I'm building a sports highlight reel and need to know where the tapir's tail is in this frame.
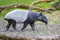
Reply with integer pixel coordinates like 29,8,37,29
4,18,7,20
4,18,9,21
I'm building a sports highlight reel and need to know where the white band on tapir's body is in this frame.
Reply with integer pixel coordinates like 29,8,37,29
5,9,29,23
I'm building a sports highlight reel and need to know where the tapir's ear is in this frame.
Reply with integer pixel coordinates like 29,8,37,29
40,12,42,16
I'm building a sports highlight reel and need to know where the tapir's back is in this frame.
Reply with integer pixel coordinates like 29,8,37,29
27,11,40,21
5,9,29,23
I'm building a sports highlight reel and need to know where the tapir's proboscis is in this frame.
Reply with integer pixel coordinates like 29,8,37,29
5,9,48,31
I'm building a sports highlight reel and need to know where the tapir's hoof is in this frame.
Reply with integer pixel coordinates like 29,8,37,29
6,29,9,31
32,29,35,31
21,29,24,31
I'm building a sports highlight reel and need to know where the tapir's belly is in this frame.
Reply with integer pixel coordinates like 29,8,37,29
5,9,29,23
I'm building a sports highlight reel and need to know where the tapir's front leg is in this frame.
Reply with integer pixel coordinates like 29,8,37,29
21,22,28,31
30,22,35,31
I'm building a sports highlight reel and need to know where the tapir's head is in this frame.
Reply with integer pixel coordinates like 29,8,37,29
37,12,48,25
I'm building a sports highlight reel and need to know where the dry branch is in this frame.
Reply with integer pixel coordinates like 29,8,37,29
0,33,60,40
30,0,53,6
0,4,54,13
0,33,31,40
28,0,53,11
35,36,60,40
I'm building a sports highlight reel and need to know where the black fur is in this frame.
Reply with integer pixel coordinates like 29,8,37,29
5,12,48,31
5,19,16,31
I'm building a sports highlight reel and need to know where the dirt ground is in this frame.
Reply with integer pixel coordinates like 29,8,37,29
0,17,60,39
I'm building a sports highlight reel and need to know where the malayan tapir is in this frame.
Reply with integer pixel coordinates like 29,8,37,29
5,9,48,31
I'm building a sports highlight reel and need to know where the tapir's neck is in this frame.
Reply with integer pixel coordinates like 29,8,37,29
25,12,39,22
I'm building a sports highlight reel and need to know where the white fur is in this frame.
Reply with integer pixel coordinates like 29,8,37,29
5,9,29,23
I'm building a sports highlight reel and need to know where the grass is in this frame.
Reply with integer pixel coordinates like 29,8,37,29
0,0,59,7
0,0,35,6
0,0,59,16
0,0,60,24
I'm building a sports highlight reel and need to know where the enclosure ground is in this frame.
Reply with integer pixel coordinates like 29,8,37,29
0,17,60,39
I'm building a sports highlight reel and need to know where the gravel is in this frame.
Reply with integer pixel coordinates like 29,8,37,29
0,17,60,39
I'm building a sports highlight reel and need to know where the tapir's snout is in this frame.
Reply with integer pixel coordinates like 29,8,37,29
38,16,48,25
44,19,48,25
42,17,48,25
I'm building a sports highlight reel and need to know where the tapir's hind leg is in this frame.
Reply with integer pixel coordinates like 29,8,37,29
6,20,12,31
5,19,16,31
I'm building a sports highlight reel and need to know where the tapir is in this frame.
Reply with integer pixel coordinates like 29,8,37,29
5,9,48,31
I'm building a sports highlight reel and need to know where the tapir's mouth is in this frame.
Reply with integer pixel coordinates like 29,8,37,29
44,20,48,25
41,20,48,25
45,21,48,25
